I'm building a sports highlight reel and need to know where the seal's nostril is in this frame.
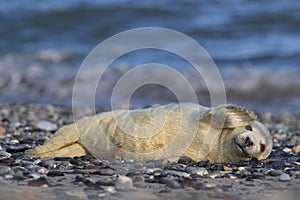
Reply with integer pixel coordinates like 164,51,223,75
244,136,254,147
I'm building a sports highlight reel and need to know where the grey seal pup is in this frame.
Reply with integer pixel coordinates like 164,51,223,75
25,103,272,163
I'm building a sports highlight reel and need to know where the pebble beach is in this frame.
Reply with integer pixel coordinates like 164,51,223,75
1,1,300,199
0,104,299,200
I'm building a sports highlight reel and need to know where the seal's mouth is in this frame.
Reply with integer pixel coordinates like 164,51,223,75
234,137,250,157
236,143,250,156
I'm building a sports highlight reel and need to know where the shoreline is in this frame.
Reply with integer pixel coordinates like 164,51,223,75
0,104,299,200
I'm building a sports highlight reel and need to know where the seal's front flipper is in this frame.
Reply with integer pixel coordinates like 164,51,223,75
207,104,257,128
25,123,86,158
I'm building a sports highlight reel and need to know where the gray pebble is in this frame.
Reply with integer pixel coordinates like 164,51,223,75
13,170,25,180
185,166,208,176
36,120,58,131
161,170,190,178
268,170,282,177
279,173,291,182
8,139,19,145
0,166,11,176
252,172,265,180
132,175,145,183
154,158,170,168
292,171,300,179
115,175,133,191
0,151,11,158
166,179,181,189
93,168,115,176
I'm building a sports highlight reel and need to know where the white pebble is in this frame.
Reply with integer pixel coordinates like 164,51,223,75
115,175,133,191
279,173,291,182
36,121,57,131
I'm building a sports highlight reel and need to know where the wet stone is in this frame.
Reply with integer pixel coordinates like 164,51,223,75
279,173,291,182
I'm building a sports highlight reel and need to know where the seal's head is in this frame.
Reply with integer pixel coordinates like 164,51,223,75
234,121,272,160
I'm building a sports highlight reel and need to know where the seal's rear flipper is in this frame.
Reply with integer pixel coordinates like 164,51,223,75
25,123,88,158
208,104,257,128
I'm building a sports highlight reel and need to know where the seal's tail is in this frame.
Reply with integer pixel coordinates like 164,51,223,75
25,123,89,158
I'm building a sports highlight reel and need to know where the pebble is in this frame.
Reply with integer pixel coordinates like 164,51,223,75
0,166,11,176
283,147,292,153
292,144,300,154
8,139,19,145
0,104,299,199
115,175,133,191
292,171,300,179
268,170,282,177
0,151,11,158
279,173,291,182
161,170,190,178
28,176,55,187
251,172,265,180
6,144,31,153
47,170,65,177
185,166,208,176
178,156,196,165
0,125,6,134
166,179,181,189
154,158,170,168
93,168,115,176
36,120,58,131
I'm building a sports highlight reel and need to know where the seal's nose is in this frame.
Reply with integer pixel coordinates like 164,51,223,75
244,136,254,147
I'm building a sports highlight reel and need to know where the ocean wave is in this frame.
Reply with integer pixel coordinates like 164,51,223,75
0,52,299,114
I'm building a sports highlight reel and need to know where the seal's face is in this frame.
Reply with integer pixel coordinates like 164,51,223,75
234,121,272,160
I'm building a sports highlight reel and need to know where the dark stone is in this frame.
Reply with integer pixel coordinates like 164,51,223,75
197,160,211,169
0,166,11,176
249,157,260,166
27,177,56,187
251,172,265,180
6,144,31,153
268,170,282,177
95,178,115,186
53,157,72,161
178,156,196,165
92,168,115,176
47,170,65,177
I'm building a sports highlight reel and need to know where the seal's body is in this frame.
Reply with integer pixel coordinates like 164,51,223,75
25,103,272,163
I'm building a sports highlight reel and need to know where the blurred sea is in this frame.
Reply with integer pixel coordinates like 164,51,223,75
0,0,300,114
